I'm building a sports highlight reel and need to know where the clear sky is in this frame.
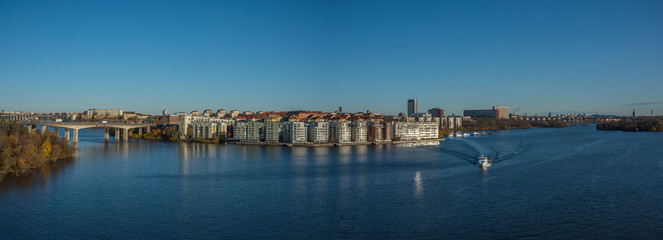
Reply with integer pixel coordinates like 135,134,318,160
1,0,662,116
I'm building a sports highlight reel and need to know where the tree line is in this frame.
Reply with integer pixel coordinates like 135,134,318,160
132,126,179,141
0,119,74,181
461,118,569,131
131,126,228,143
597,117,663,131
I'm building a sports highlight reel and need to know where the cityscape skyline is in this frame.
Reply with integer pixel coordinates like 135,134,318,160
2,0,662,116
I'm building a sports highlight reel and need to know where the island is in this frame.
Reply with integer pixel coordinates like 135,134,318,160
0,119,74,181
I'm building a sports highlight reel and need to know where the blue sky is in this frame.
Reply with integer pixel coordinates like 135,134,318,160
1,0,662,116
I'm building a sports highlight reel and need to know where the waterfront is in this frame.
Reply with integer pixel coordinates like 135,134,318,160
1,125,662,239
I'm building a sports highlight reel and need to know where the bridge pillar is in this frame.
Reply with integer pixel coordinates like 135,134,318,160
54,127,60,138
27,125,32,133
64,129,70,143
41,125,46,135
115,129,120,142
105,128,110,142
72,129,78,143
147,126,150,133
138,128,142,135
123,129,129,141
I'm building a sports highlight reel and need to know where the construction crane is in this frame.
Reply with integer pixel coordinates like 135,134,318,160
512,106,522,115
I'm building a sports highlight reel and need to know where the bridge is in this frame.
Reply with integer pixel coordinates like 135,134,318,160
19,121,158,144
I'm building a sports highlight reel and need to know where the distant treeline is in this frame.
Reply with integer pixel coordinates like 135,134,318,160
0,119,74,181
132,126,179,141
132,126,225,143
462,118,569,131
597,117,663,131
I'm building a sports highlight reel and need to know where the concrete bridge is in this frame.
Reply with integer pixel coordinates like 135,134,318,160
19,121,158,144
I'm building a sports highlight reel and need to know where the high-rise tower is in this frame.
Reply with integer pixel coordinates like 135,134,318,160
407,99,418,117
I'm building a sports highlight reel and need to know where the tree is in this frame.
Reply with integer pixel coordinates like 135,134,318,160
40,137,52,159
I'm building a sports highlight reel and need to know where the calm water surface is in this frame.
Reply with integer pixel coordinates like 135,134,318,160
1,125,662,239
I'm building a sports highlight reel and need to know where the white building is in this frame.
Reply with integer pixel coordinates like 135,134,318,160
284,121,307,143
351,120,367,143
307,121,329,143
192,123,217,139
394,122,419,140
445,116,463,129
216,109,227,118
418,122,438,139
179,115,234,138
216,122,228,140
329,121,351,143
393,121,439,140
229,110,240,118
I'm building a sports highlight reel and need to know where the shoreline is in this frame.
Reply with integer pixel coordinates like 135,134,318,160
228,138,445,147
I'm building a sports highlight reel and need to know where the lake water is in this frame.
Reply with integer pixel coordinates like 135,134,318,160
1,125,662,239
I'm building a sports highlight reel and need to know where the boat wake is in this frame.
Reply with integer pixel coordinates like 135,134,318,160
454,138,494,157
491,142,527,164
420,140,526,167
417,145,477,164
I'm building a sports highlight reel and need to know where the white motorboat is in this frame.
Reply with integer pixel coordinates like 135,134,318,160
478,154,492,169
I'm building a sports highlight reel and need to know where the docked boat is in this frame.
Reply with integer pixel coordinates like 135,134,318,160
455,132,463,137
478,154,492,169
472,131,480,136
462,133,470,137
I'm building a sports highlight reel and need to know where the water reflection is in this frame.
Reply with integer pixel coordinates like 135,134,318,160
122,141,129,158
178,142,191,176
337,146,351,163
291,147,308,163
480,167,489,181
0,158,76,193
265,146,280,160
414,171,423,199
354,145,368,163
313,147,330,165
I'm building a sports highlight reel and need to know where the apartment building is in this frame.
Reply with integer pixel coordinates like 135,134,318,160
284,121,307,143
179,115,234,138
233,121,248,141
246,121,263,142
264,121,281,143
393,121,438,140
329,121,351,143
351,120,367,142
191,123,217,139
308,121,329,143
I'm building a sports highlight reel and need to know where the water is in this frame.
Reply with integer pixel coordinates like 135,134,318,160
1,125,662,239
